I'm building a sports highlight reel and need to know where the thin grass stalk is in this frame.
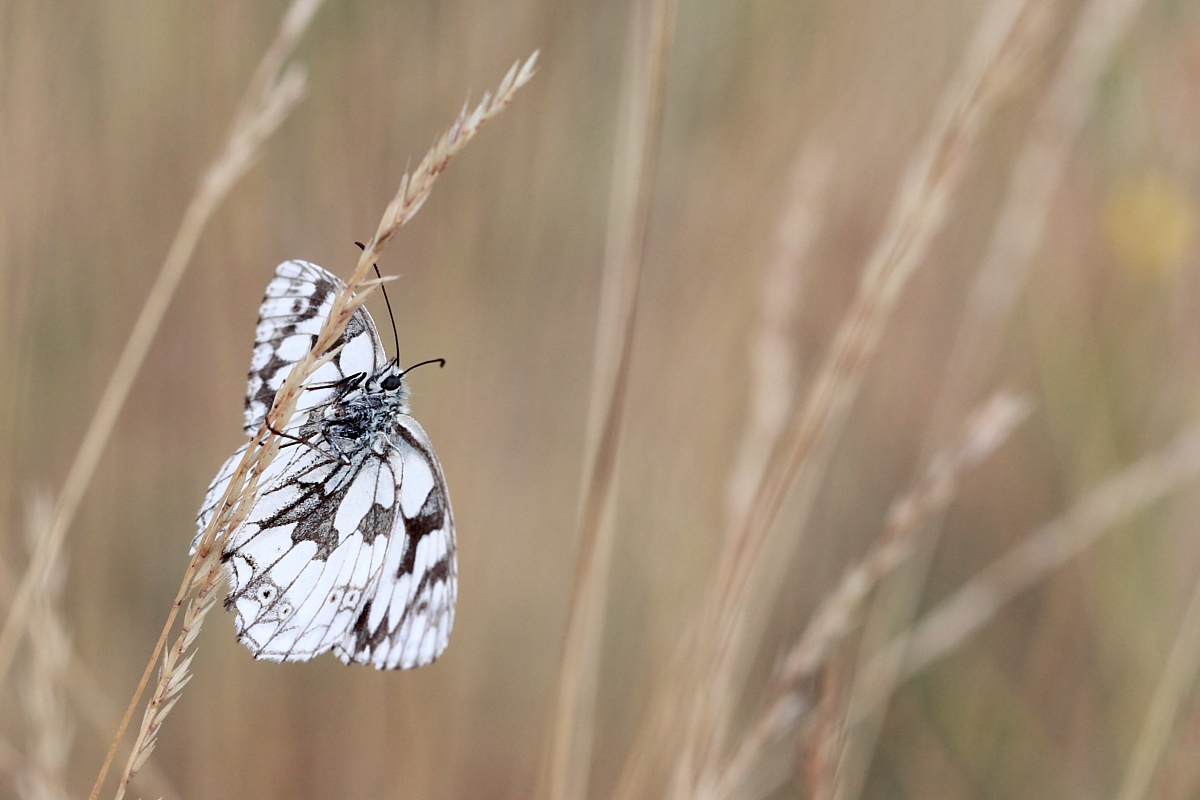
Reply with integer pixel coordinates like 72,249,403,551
1139,692,1200,798
94,52,538,800
849,422,1200,722
114,561,218,799
64,656,184,800
801,666,853,800
708,0,1046,678
611,143,835,800
81,1,323,788
666,2,1051,795
18,492,71,800
657,143,832,800
89,551,203,800
0,0,321,699
834,0,1157,793
0,542,183,799
724,146,835,535
546,5,674,800
1115,570,1200,800
779,395,1031,686
706,392,1031,800
715,0,1046,614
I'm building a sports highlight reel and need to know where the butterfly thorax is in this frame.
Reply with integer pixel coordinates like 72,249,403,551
319,365,410,457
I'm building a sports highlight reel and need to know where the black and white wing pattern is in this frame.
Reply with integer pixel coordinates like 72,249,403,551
196,260,456,670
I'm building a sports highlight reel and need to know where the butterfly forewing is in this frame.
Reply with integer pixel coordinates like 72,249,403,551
244,259,383,435
197,259,457,669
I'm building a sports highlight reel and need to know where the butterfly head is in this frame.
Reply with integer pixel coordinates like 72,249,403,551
364,361,412,407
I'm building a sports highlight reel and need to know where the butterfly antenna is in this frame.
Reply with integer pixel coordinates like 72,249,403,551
399,358,446,378
355,241,401,362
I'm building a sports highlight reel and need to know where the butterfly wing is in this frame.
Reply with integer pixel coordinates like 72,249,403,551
244,259,384,436
193,260,382,550
333,416,457,669
230,420,457,667
194,442,247,540
220,445,396,661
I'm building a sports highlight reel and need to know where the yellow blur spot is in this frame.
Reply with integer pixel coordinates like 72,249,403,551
1103,171,1194,279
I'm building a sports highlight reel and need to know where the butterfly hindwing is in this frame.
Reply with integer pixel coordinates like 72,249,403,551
194,443,246,541
222,448,394,660
334,417,456,669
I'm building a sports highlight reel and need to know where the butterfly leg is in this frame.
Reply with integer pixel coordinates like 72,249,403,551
324,435,354,465
266,424,344,464
306,372,367,392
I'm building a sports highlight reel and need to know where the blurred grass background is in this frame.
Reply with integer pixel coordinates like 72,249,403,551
3,0,1200,798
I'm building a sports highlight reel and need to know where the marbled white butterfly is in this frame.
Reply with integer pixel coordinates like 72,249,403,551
196,260,456,669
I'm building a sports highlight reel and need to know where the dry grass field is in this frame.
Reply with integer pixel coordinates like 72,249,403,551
4,0,1200,799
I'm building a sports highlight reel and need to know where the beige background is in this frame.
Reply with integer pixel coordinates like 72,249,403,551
3,0,1200,798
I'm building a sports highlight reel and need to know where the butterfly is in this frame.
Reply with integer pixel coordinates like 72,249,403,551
195,259,456,669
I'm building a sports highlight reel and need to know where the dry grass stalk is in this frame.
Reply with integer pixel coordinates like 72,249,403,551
938,0,1154,407
724,146,835,534
662,2,1053,796
800,669,848,800
546,2,673,799
610,143,832,800
365,52,539,260
96,50,538,800
705,391,1031,800
708,0,1048,671
80,0,323,791
0,0,319,702
782,392,1031,687
0,541,182,798
850,422,1200,723
63,659,183,800
816,425,1200,800
1143,695,1200,799
612,5,1047,790
1115,569,1200,800
18,492,71,800
831,0,1156,794
114,571,217,799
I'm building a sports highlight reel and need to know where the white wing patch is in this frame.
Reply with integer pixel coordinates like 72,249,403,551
197,260,457,670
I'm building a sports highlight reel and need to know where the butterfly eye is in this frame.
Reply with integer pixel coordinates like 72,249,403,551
344,589,360,607
328,589,342,605
277,602,294,619
381,374,402,392
257,585,276,604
